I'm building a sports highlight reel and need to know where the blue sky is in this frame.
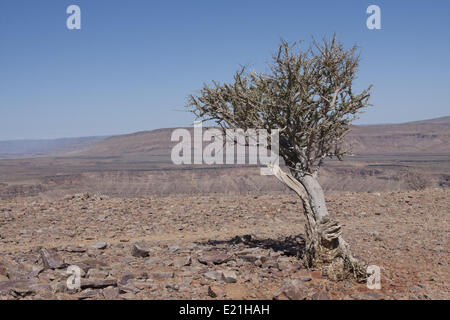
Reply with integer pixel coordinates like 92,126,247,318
0,0,449,140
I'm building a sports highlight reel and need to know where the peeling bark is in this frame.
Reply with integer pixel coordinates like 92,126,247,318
268,164,367,281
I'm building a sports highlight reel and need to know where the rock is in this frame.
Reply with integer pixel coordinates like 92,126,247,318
173,256,192,268
311,291,330,300
300,276,312,282
198,252,232,265
145,257,161,266
277,261,293,271
0,280,37,297
254,259,263,267
238,255,259,263
208,285,224,298
118,282,139,294
65,246,86,253
120,274,135,285
80,279,117,289
203,271,223,281
263,260,279,269
152,271,174,280
40,248,66,269
86,269,109,279
0,265,7,277
30,283,53,294
0,274,8,282
137,272,149,280
78,289,101,300
168,246,181,254
221,270,237,283
28,264,44,278
53,281,70,294
273,279,309,300
90,241,107,250
134,281,154,290
131,243,150,258
165,284,179,291
102,286,120,300
120,292,137,300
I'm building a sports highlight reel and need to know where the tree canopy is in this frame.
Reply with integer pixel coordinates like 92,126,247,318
188,35,372,174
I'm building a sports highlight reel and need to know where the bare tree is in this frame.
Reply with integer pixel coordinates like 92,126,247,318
188,35,372,280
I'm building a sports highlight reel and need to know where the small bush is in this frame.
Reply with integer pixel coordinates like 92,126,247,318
403,170,431,190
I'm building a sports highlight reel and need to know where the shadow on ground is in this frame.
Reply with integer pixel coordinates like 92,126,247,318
200,234,306,257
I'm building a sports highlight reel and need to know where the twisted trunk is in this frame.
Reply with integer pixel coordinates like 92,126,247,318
269,164,367,281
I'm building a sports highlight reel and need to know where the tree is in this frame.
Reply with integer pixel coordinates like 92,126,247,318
187,35,372,280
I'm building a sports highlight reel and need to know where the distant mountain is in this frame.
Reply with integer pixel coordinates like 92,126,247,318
347,116,450,155
0,136,107,159
76,116,450,158
1,116,448,160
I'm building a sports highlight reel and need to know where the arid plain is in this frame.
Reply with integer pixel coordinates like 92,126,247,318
0,117,449,299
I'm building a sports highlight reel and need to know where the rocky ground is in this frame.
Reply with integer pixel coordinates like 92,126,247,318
0,188,448,300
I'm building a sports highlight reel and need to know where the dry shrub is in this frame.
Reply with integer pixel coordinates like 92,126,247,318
402,170,431,190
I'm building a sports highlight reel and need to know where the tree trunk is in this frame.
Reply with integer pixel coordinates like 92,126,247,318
269,164,367,281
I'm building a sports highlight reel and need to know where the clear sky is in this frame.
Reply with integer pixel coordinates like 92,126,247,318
0,0,449,140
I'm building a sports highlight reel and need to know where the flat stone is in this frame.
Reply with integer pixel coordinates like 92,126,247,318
273,279,309,300
40,248,66,269
311,291,330,300
134,281,154,290
120,292,136,300
90,241,108,250
277,261,293,271
118,282,139,294
30,283,53,293
238,255,259,263
78,289,102,300
221,270,237,283
131,243,150,258
203,271,223,281
300,276,312,282
102,286,120,300
152,271,174,280
80,278,117,289
120,273,136,285
173,256,192,268
263,260,279,269
0,280,37,297
65,246,86,253
145,257,161,266
198,253,232,265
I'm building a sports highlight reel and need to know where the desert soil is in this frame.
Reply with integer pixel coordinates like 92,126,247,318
0,188,448,300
